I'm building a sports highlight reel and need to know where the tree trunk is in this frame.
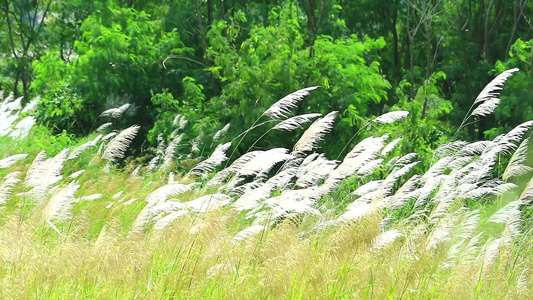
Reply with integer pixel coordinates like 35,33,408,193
392,0,399,68
207,0,213,24
219,0,225,19
483,0,494,59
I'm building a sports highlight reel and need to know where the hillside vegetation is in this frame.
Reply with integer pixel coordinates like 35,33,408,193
0,69,532,298
1,1,533,298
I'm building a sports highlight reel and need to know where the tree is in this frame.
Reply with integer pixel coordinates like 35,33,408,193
1,0,52,100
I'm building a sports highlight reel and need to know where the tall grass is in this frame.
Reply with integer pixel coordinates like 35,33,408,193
0,70,531,299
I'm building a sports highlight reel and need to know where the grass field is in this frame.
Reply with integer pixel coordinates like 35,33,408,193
0,83,532,299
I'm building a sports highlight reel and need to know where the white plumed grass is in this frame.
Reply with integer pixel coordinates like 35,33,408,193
0,75,530,298
293,111,337,153
102,125,140,163
263,86,320,120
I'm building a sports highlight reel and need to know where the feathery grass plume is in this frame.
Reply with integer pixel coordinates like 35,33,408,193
112,191,123,199
96,122,113,132
76,194,102,202
474,68,519,105
445,231,482,269
489,200,521,224
9,116,36,138
68,170,85,179
496,121,533,153
123,198,137,205
233,225,266,243
297,153,320,171
426,213,457,250
337,199,375,223
188,142,231,176
352,180,384,197
130,164,142,178
460,141,493,156
102,125,140,163
502,139,531,184
213,123,230,141
0,154,28,168
457,210,481,239
252,187,324,221
205,152,260,188
184,194,231,212
471,98,501,117
25,148,69,200
458,157,496,186
453,68,519,139
434,141,469,158
372,110,409,124
145,183,196,205
178,117,189,130
226,87,319,163
233,168,297,211
483,201,522,269
272,113,322,131
482,238,505,269
357,159,384,176
324,136,387,189
414,174,446,208
518,177,533,204
371,229,403,251
239,148,293,176
229,179,265,198
428,179,458,223
153,210,189,230
231,182,270,209
461,182,507,201
168,172,175,184
147,156,160,173
293,111,337,153
388,175,421,208
516,268,529,294
101,132,117,141
133,200,187,232
279,157,303,173
381,137,402,156
263,167,297,190
395,174,421,196
206,263,237,278
389,161,420,180
392,153,417,167
0,172,21,205
291,153,318,178
336,112,406,160
295,154,337,188
173,114,189,130
43,182,80,222
233,187,270,211
100,103,131,118
98,134,116,156
448,156,474,170
68,134,103,160
162,133,184,169
421,156,454,183
263,86,320,120
155,134,166,156
191,135,202,153
173,114,183,126
21,96,39,113
0,114,18,136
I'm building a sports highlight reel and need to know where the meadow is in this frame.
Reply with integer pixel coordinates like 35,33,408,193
0,70,532,299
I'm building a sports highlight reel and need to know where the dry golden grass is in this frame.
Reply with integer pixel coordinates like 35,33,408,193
0,202,530,299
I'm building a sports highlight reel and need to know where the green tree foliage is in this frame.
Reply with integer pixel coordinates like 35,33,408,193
485,39,533,139
0,0,532,160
